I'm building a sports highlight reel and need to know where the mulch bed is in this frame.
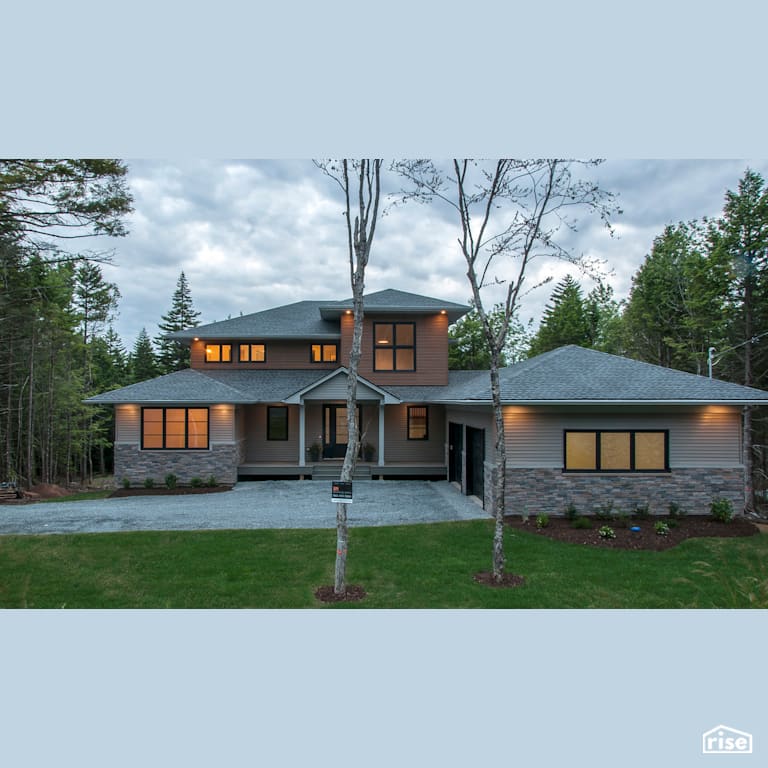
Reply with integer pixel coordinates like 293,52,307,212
504,515,760,551
314,584,367,603
109,486,232,498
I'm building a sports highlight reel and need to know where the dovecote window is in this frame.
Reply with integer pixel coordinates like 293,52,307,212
374,322,415,371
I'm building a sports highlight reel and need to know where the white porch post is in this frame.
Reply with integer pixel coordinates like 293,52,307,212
378,401,385,467
299,401,306,467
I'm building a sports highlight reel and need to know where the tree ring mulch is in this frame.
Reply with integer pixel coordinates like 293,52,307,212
473,572,526,588
314,584,367,603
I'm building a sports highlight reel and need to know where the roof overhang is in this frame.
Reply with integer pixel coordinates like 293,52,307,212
319,306,467,323
426,399,768,406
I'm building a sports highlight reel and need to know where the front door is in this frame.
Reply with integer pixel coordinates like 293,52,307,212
323,405,349,459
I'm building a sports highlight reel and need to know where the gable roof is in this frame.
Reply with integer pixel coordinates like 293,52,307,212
412,346,768,404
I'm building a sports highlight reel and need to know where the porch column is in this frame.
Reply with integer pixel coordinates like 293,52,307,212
299,401,306,467
378,402,385,467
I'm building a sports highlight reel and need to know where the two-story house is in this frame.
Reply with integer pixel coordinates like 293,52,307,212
87,288,768,515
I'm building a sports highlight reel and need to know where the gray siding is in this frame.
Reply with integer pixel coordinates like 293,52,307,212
383,405,445,462
244,405,300,463
503,405,742,469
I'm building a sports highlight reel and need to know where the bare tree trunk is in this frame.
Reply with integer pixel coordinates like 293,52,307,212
489,359,506,580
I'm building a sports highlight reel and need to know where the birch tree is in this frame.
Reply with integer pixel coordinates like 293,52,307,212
393,159,617,583
316,159,382,597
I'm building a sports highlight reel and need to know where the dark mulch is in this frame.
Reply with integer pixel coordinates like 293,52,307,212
504,515,760,551
314,584,367,603
473,572,526,588
109,486,232,498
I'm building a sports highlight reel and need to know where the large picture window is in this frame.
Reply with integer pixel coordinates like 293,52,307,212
142,408,209,450
374,322,415,371
267,406,289,441
205,344,232,363
564,430,668,472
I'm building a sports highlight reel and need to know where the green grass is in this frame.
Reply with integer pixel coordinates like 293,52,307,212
36,490,113,503
0,520,766,608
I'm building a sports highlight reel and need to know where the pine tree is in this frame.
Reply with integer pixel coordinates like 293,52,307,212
130,328,159,382
528,275,590,357
155,271,200,373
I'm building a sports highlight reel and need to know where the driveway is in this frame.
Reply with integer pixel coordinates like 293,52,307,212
0,481,489,535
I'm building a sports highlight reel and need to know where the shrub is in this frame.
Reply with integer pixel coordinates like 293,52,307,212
654,521,670,536
710,497,734,523
536,514,550,529
598,525,616,539
668,501,685,519
165,473,178,490
594,503,616,521
632,504,652,520
143,478,155,489
564,503,579,521
616,513,630,529
571,516,593,530
121,477,131,489
206,475,217,488
190,477,204,488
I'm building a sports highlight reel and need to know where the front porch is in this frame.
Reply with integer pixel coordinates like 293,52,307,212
237,461,448,481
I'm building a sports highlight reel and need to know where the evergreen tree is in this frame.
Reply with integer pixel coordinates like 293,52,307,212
528,275,590,357
130,328,159,382
155,271,200,373
584,281,624,354
449,303,531,369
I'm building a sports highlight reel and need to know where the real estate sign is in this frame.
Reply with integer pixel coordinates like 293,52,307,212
331,481,353,503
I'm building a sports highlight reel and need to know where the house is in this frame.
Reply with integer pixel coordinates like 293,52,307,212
87,288,768,515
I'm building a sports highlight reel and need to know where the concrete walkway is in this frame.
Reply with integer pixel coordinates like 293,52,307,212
0,481,490,535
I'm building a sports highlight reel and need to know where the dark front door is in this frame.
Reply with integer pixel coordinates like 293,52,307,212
323,405,349,459
466,426,485,503
448,422,463,483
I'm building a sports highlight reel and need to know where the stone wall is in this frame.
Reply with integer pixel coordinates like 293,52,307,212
115,444,240,487
504,467,744,517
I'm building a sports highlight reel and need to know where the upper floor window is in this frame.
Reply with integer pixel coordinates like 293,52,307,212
142,407,209,450
205,344,232,363
374,322,415,371
564,430,668,472
240,343,266,363
311,344,338,363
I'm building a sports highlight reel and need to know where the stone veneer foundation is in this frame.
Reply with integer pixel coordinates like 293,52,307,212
115,444,241,487
504,467,744,517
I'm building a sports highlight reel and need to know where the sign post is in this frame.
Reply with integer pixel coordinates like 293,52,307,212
331,481,353,504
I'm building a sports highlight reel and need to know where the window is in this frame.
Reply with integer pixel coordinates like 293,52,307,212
408,406,429,440
563,430,668,472
311,343,338,363
239,343,266,363
267,406,289,441
142,408,209,450
205,344,232,363
374,322,415,371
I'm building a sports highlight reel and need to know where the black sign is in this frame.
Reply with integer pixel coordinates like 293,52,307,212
331,481,353,503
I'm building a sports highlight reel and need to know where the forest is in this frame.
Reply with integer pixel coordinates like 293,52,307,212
2,161,767,503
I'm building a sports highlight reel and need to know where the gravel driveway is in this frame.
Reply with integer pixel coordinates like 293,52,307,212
0,481,489,535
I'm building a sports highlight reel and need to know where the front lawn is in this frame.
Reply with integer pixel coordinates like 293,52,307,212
0,520,765,608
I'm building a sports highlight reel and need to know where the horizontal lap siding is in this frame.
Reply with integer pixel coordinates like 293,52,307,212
503,406,742,468
340,314,449,386
384,405,446,462
190,340,338,370
445,407,495,458
115,405,141,443
244,405,299,462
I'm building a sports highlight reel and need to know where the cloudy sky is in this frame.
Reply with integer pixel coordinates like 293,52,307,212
98,158,768,350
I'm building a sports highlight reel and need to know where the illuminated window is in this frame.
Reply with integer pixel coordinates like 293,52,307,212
407,406,428,440
239,343,266,363
205,344,232,363
564,430,668,472
310,344,338,363
141,408,209,450
374,322,415,371
267,406,289,441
